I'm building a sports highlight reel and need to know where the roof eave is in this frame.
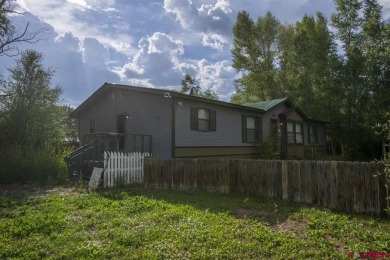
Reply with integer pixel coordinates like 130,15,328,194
70,82,265,118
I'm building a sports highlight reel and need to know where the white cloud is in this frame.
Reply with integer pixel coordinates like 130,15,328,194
118,32,184,88
197,59,236,97
163,0,233,50
16,0,135,56
201,33,228,51
82,37,110,66
66,0,88,9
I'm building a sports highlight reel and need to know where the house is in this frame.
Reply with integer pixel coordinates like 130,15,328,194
245,98,328,159
69,82,327,161
70,82,264,159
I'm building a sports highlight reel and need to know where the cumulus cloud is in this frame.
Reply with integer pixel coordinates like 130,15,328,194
118,32,184,87
16,0,136,56
163,0,233,50
197,59,236,97
82,37,110,66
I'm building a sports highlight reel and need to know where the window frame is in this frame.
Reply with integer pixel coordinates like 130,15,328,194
242,115,262,143
287,121,303,144
190,107,216,132
308,124,318,144
128,134,152,154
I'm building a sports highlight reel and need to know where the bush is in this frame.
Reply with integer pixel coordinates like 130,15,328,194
256,137,278,159
0,146,68,184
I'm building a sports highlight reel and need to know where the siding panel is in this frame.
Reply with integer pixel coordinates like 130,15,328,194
78,88,172,158
175,99,261,147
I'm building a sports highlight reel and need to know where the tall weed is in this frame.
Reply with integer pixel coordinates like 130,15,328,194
0,146,68,184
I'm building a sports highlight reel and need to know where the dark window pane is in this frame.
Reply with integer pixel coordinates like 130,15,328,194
135,135,142,152
288,133,295,143
144,136,151,154
198,119,210,131
287,122,293,133
247,129,256,143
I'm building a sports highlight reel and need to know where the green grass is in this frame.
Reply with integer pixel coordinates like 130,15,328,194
0,185,389,259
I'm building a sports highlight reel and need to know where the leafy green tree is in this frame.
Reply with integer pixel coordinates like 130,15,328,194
59,105,78,141
200,89,219,100
0,50,64,148
180,73,200,95
331,0,389,158
362,0,390,128
180,73,219,100
280,13,340,119
231,11,280,103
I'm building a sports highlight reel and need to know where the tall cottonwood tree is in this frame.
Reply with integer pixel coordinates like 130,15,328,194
362,0,390,127
231,11,280,103
331,0,390,158
0,50,64,148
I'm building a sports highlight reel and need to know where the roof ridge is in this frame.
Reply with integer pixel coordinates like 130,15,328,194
244,97,289,111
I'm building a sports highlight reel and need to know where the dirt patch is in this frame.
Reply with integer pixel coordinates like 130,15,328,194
236,208,278,225
272,218,307,234
0,184,77,198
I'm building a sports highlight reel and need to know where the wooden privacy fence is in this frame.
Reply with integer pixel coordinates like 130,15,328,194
144,159,389,216
103,151,151,188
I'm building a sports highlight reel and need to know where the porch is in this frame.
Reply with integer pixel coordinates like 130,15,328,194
65,132,122,176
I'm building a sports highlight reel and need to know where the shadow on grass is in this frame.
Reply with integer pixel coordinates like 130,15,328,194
96,184,308,226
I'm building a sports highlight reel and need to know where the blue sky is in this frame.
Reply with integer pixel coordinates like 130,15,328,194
1,0,389,106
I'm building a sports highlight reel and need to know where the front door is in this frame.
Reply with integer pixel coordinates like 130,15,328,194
116,114,126,150
270,119,278,152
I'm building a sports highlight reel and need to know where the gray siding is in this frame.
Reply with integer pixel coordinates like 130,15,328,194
261,103,327,148
174,99,261,147
262,103,290,138
78,88,172,158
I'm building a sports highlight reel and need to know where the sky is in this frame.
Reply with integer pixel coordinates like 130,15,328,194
1,0,389,106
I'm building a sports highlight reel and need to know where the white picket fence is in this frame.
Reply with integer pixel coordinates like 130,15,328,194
103,151,151,188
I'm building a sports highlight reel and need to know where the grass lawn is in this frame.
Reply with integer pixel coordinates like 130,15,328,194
0,184,389,259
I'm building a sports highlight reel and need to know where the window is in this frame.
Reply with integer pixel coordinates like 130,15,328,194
90,119,95,133
128,134,152,154
287,121,303,144
190,107,216,131
242,115,261,143
308,124,318,144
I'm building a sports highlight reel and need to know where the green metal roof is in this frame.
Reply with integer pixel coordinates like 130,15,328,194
244,98,288,111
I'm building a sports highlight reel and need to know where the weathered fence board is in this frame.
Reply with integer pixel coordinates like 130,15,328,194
144,158,388,216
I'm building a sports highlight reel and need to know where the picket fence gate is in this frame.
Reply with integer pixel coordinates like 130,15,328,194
103,151,151,188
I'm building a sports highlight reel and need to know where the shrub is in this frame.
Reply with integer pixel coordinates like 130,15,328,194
256,137,278,159
0,146,68,184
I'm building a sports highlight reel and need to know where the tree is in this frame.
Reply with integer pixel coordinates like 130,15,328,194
180,73,200,95
231,11,280,103
362,0,390,127
180,73,219,100
279,13,340,119
0,50,64,148
0,0,46,57
331,0,389,158
59,105,78,141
